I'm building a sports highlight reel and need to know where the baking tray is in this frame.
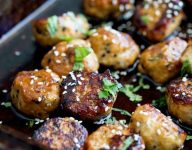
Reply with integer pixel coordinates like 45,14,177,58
0,0,191,149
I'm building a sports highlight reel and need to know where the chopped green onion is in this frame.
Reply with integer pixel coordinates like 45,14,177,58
112,108,131,117
47,15,58,37
120,136,134,150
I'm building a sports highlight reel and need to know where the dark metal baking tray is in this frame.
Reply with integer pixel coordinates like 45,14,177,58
0,0,191,149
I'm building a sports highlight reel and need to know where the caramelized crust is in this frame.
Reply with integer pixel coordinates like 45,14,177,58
134,0,184,41
41,40,99,77
60,70,117,121
89,27,139,69
166,77,192,126
129,104,186,150
138,37,187,84
83,0,134,19
32,12,90,46
33,117,88,150
11,69,60,119
86,124,145,150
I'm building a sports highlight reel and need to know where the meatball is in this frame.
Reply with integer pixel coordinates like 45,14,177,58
60,70,120,121
138,37,187,84
181,39,192,74
41,39,99,77
88,27,140,69
32,12,90,46
86,124,145,150
83,0,135,19
129,104,186,150
166,77,192,126
33,117,88,150
10,69,60,119
134,0,184,41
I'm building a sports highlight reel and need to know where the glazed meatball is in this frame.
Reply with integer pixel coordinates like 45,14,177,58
129,104,186,150
86,124,145,150
89,27,140,69
134,0,184,41
11,69,60,119
138,37,187,84
83,0,135,19
32,12,90,46
41,39,99,77
60,70,119,121
33,117,88,150
181,39,192,74
166,77,192,126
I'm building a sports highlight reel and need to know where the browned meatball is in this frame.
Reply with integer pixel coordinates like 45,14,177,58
83,0,135,19
129,104,186,150
138,37,187,84
60,70,120,121
89,27,139,69
10,69,60,119
166,77,192,126
86,124,145,150
134,0,184,41
32,12,90,46
33,117,88,150
41,39,99,77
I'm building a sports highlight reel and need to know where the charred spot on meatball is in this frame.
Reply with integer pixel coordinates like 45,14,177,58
60,70,120,121
33,117,88,150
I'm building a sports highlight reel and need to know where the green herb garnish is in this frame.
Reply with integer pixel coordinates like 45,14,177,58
120,76,150,102
26,120,35,128
73,47,92,71
104,117,118,125
152,96,167,108
120,136,134,150
181,59,192,76
59,35,73,42
112,108,131,117
47,15,58,37
1,102,12,108
140,15,150,25
186,135,192,140
120,84,142,102
98,78,122,99
84,29,96,36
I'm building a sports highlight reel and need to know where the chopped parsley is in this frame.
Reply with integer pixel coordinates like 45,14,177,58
59,35,73,42
73,47,92,71
186,135,192,140
140,15,150,25
152,96,167,108
112,108,131,117
98,78,122,99
1,102,12,108
47,16,58,37
181,59,192,76
120,136,134,150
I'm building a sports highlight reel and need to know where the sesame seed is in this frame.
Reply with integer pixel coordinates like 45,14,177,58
55,60,61,64
72,89,76,92
73,137,78,143
30,80,34,85
157,129,161,135
2,89,7,93
136,122,141,127
53,51,59,56
182,77,187,82
14,51,21,56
